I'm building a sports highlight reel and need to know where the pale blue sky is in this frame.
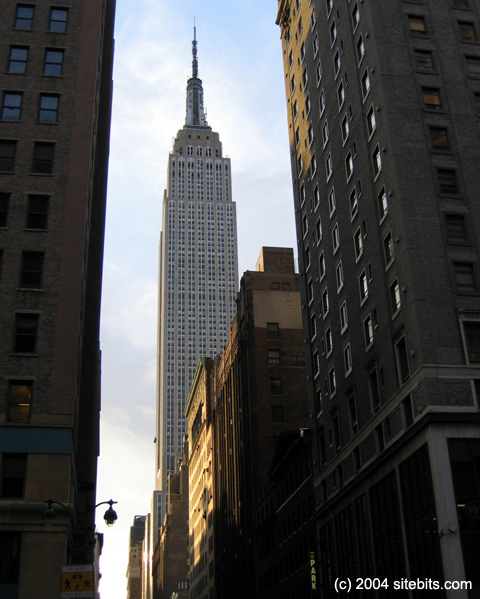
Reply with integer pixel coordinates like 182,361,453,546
96,2,297,596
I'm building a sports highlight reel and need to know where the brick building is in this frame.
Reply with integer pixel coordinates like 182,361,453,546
276,0,480,596
0,0,115,596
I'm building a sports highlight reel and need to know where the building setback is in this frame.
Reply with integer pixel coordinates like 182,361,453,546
155,28,239,520
0,0,115,596
127,516,146,599
276,0,480,596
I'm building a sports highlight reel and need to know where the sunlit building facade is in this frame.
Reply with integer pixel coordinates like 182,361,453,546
155,30,238,517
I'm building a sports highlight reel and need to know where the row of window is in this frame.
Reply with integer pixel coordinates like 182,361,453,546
6,46,65,77
0,141,56,175
11,4,69,32
2,91,60,123
0,251,45,289
0,193,50,229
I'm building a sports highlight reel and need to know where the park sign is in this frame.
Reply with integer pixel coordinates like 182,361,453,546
61,565,94,598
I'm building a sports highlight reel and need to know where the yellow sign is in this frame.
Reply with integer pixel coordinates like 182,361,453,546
309,551,317,593
61,565,94,598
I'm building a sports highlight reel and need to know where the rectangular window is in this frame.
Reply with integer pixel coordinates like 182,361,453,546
344,344,353,375
372,146,382,177
466,56,480,79
270,378,283,395
378,187,388,221
267,322,280,339
1,454,27,498
463,321,480,363
326,152,333,180
408,14,427,35
445,213,468,244
49,7,68,32
14,4,34,29
422,87,442,110
384,231,395,266
20,251,44,289
322,287,329,317
396,336,410,382
332,223,340,253
329,367,337,397
333,50,341,77
361,69,371,99
38,95,59,123
429,126,450,150
336,261,344,291
366,105,376,137
8,47,28,74
328,187,336,215
340,301,348,332
0,193,10,227
0,140,17,173
14,313,39,353
345,151,354,180
271,406,284,424
459,21,476,42
364,314,374,347
325,327,333,355
359,271,368,303
368,367,381,411
26,195,49,229
352,3,360,30
414,48,434,72
337,81,345,108
454,262,477,294
44,49,64,76
390,279,401,314
8,381,32,423
32,142,55,175
357,36,365,63
437,168,458,194
348,392,358,434
0,532,21,584
354,228,364,260
1,92,22,121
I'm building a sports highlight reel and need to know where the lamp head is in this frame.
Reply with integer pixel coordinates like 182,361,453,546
103,500,118,527
43,500,56,526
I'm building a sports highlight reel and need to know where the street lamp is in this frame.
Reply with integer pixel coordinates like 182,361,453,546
43,499,118,529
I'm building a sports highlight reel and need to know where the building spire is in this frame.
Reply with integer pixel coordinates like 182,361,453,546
185,25,209,128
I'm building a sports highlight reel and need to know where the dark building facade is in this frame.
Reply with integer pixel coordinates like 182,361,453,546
0,0,115,596
276,0,480,597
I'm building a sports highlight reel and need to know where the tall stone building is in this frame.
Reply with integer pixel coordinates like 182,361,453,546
0,0,115,596
276,0,480,595
155,29,238,517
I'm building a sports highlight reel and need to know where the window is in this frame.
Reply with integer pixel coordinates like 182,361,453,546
14,313,39,353
316,61,323,84
437,168,459,194
445,213,468,244
340,301,348,332
458,21,476,41
325,327,333,355
348,392,358,434
267,322,280,339
336,261,344,291
307,278,314,303
26,195,49,229
390,279,402,314
302,67,308,88
44,49,64,76
271,406,284,424
329,367,337,397
330,21,337,45
313,185,320,210
357,36,365,63
1,93,22,122
14,4,34,29
8,47,28,74
366,105,376,137
8,381,32,423
372,146,382,177
270,378,283,395
305,94,311,116
369,366,381,411
0,141,16,173
345,151,354,180
0,193,9,228
328,187,336,215
313,351,320,377
319,89,326,114
310,314,317,339
408,14,427,36
32,142,55,174
466,56,480,79
38,95,59,123
49,7,68,32
422,87,442,110
308,123,314,146
290,74,296,94
354,228,364,260
359,270,368,303
429,126,450,151
20,251,44,288
384,231,395,266
341,114,350,143
302,212,308,237
364,314,374,348
378,187,388,221
1,454,27,498
332,223,340,253
349,187,358,219
0,532,21,584
454,262,477,294
322,287,329,317
463,321,480,363
333,50,341,77
326,0,333,16
395,336,410,383
326,153,333,180
453,0,469,6
337,80,345,108
319,251,326,279
352,3,360,30
414,48,434,72
315,216,322,244
322,120,329,146
344,344,353,375
361,71,371,102
268,349,281,365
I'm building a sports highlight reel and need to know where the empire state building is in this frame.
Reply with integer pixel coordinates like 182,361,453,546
155,30,239,503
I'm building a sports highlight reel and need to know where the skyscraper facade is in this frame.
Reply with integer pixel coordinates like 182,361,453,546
277,0,480,594
155,30,238,509
0,0,115,596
